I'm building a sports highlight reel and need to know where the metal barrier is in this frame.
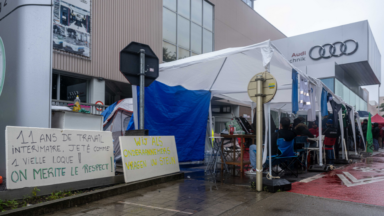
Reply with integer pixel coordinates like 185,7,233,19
52,100,109,115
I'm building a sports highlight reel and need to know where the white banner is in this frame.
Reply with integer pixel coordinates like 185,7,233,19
6,127,114,190
119,136,180,183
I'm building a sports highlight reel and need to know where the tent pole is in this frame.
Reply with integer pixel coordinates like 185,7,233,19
351,108,358,155
267,103,272,177
339,109,345,159
251,103,255,124
209,95,213,140
318,110,323,166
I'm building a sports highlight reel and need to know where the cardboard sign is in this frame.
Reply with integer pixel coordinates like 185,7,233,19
6,127,114,189
119,136,180,183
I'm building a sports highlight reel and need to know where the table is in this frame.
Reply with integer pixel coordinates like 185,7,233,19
220,134,255,177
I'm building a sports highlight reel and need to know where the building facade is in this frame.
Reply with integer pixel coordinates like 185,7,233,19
273,21,381,112
52,0,286,108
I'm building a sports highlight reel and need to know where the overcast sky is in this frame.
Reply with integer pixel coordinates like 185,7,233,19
254,0,384,104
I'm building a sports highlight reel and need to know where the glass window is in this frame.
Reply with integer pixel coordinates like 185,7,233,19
320,78,334,92
163,8,177,44
203,1,213,31
164,0,177,11
350,92,356,110
163,41,177,62
360,98,366,111
191,0,202,25
178,16,190,49
203,29,213,53
356,97,361,111
60,75,88,103
335,79,343,99
242,0,254,8
178,0,190,18
163,0,213,61
178,47,190,59
52,73,58,100
191,23,202,54
343,85,350,104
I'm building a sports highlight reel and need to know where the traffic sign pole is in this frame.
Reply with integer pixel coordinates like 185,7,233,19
255,74,264,192
140,49,145,130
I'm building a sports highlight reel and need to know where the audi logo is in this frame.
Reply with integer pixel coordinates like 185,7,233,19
309,40,358,60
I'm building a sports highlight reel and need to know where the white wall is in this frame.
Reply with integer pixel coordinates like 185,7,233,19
273,21,369,67
307,62,336,79
0,1,53,177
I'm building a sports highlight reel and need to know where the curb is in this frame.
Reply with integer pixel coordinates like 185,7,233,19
0,172,184,216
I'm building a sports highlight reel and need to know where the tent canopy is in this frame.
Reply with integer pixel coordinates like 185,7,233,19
159,40,352,114
159,41,308,98
371,114,384,125
132,40,357,162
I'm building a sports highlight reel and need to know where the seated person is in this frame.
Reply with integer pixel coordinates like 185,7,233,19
323,119,338,165
295,123,315,147
308,122,319,137
246,117,294,175
295,123,314,138
293,117,305,130
278,117,296,142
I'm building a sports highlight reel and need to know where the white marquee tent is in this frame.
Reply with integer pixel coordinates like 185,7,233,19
132,40,361,169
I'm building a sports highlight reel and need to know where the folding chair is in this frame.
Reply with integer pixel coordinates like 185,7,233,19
274,138,300,177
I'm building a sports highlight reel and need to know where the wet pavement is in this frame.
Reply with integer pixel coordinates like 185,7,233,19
44,152,384,216
291,150,384,206
46,178,267,216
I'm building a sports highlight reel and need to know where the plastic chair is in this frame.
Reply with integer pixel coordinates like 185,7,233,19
295,136,309,170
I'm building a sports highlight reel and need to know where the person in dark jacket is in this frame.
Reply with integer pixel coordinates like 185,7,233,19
373,123,380,151
322,116,329,131
362,119,368,138
323,119,338,164
361,119,368,150
278,117,296,142
293,117,305,130
295,123,314,139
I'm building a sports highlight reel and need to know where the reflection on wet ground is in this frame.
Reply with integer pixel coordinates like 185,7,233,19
291,150,384,206
47,151,384,215
48,178,262,216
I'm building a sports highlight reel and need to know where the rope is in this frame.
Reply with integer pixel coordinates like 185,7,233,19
266,172,280,180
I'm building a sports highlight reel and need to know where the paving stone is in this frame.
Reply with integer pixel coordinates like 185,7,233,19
62,207,88,214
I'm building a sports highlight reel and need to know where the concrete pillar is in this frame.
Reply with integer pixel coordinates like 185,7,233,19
89,78,105,104
0,1,53,178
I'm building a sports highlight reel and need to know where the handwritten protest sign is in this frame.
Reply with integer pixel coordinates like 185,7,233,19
6,126,114,190
119,136,180,183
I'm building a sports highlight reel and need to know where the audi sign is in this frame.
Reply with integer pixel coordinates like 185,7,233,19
309,40,359,60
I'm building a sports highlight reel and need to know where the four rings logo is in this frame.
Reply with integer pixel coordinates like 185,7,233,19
309,39,359,60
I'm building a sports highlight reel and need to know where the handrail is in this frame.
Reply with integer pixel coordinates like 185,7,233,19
52,100,109,115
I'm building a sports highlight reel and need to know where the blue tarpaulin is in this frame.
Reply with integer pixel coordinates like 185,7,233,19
102,101,117,122
129,81,211,162
321,88,328,117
